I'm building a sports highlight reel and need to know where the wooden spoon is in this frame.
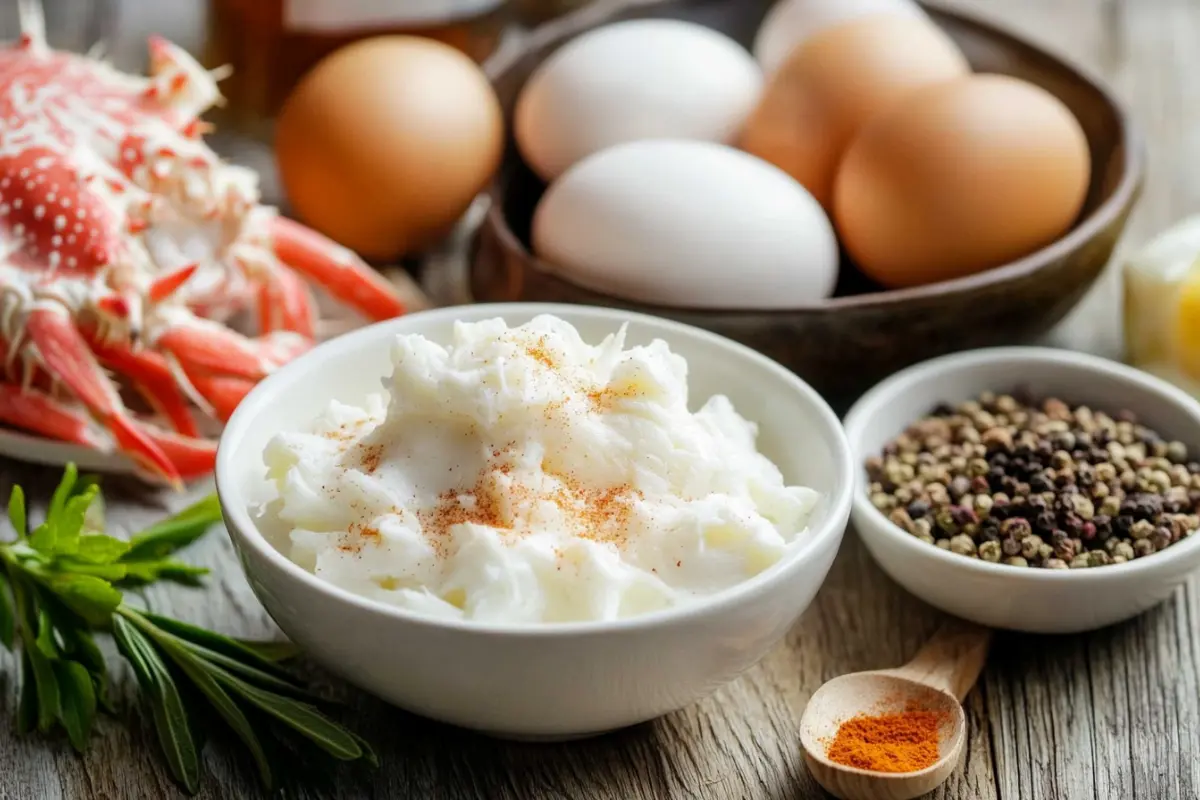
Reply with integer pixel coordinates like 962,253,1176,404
799,622,991,800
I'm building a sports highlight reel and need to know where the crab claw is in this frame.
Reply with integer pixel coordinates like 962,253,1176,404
140,424,217,483
0,381,106,449
186,372,256,422
25,307,182,488
85,331,199,437
270,217,405,322
257,261,317,338
153,313,311,381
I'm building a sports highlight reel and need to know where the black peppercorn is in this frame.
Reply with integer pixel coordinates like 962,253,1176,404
1030,473,1053,493
906,499,930,519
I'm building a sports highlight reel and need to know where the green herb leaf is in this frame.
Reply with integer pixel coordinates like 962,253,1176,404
48,575,122,627
29,522,56,555
140,612,293,678
149,628,273,788
120,560,208,586
54,660,96,752
39,595,112,714
113,615,201,794
177,640,313,698
55,561,128,581
71,474,101,500
26,638,60,733
125,495,222,562
0,571,15,649
349,731,379,768
8,484,25,538
233,639,300,663
55,485,98,556
16,649,37,734
48,463,78,524
66,628,111,713
74,533,129,564
35,607,57,660
213,669,362,761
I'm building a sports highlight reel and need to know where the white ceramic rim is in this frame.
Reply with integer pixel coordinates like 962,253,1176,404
843,346,1200,582
215,303,856,636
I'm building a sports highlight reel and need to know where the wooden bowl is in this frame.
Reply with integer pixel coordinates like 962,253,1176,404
471,0,1143,409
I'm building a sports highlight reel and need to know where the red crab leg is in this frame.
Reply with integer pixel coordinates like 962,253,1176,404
154,316,311,381
270,217,405,322
0,382,106,450
140,424,217,483
84,333,200,437
25,307,182,488
185,372,256,423
257,262,317,338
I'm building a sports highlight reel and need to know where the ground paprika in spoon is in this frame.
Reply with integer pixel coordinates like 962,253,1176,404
825,708,948,773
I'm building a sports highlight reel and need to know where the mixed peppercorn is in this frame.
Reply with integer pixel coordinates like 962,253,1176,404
866,389,1200,568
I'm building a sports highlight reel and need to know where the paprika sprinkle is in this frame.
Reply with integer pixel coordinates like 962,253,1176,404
825,708,947,773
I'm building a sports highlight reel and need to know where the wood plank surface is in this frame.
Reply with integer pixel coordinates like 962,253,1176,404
2,1,1199,798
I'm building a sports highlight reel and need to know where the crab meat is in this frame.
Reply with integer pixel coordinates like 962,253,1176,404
0,1,408,486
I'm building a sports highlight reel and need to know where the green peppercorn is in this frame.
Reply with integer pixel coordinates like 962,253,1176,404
1099,495,1121,518
1130,520,1155,540
1020,534,1044,560
1070,495,1095,520
979,541,1002,562
949,534,977,556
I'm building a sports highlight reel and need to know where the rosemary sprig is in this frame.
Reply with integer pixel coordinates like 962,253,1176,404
0,464,375,794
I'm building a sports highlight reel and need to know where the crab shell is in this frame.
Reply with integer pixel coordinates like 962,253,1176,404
0,2,407,488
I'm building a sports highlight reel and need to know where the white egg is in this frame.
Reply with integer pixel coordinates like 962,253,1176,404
515,20,763,182
754,0,927,75
531,140,838,309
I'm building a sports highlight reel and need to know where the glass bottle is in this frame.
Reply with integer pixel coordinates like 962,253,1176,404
205,0,508,139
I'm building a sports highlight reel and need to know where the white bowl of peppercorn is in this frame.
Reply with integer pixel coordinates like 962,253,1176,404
843,347,1200,634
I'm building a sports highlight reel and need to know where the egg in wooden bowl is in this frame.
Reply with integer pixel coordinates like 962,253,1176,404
471,0,1143,409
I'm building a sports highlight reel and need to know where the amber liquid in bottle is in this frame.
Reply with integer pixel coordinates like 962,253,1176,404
205,0,507,139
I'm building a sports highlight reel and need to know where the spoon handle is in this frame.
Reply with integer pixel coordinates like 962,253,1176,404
884,621,992,701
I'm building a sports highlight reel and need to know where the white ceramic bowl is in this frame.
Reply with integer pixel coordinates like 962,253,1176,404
215,303,853,739
844,347,1200,634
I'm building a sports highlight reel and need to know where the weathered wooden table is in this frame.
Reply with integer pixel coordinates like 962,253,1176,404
2,1,1198,798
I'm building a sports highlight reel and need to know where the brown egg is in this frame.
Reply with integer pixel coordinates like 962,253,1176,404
275,36,504,260
738,13,968,209
834,74,1092,289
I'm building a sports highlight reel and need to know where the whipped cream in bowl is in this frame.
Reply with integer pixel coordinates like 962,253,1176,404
216,304,853,738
